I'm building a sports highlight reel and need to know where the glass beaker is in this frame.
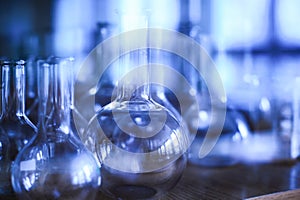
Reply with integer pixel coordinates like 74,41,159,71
11,57,101,200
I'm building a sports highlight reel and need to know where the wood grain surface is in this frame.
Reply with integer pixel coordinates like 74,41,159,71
2,159,300,199
95,160,300,200
247,189,300,200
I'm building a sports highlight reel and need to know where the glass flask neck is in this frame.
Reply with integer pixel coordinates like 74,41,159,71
115,10,151,103
1,60,26,118
38,57,74,137
116,56,151,103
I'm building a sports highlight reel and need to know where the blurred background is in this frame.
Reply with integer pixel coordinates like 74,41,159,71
1,0,300,162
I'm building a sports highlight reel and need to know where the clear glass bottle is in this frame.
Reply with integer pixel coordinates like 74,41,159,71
0,60,37,160
85,54,188,200
84,13,189,198
183,25,243,167
0,126,11,195
0,60,37,196
25,56,39,125
11,57,101,200
150,49,182,121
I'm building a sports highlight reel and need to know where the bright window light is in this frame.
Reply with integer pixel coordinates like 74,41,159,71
275,0,300,46
211,0,271,50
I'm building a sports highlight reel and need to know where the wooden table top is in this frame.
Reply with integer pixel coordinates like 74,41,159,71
3,160,300,200
164,161,300,200
94,159,300,200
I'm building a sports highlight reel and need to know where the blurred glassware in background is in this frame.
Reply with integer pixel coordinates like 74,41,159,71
0,60,37,196
211,0,271,51
179,26,245,167
292,77,300,160
214,52,276,163
216,53,273,132
275,0,300,48
11,57,101,200
273,55,300,161
206,0,300,164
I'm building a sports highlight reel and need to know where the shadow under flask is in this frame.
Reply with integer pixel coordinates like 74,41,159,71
11,57,101,200
84,28,190,198
0,60,37,195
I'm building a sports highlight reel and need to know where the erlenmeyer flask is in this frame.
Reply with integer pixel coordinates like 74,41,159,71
11,57,101,200
83,12,189,199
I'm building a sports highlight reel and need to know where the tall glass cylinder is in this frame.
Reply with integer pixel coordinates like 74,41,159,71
11,57,101,200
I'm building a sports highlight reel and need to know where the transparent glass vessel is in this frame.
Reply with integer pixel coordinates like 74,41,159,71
181,25,242,167
85,61,188,200
0,60,37,160
11,57,101,200
25,56,39,125
84,19,189,198
150,49,182,121
0,60,37,195
0,126,11,195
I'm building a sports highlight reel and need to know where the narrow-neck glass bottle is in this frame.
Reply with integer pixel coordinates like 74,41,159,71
0,96,11,196
11,57,101,200
25,56,39,125
150,49,182,121
0,60,36,197
84,11,189,199
0,60,11,196
0,60,37,160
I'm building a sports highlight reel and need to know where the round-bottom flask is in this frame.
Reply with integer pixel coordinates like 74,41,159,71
85,96,188,199
0,60,37,196
82,13,190,198
82,48,190,198
0,128,11,195
11,57,101,200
